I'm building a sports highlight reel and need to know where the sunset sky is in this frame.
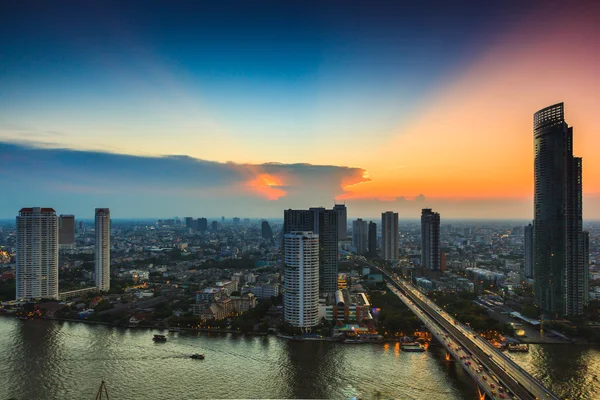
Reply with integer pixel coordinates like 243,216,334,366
1,1,599,219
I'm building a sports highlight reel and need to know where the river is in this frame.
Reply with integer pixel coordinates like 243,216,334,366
0,318,598,399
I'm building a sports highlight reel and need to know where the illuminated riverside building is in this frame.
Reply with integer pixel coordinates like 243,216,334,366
95,208,111,292
533,103,586,316
283,231,319,330
16,207,59,300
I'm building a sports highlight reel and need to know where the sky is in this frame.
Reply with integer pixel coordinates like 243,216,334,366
1,1,599,219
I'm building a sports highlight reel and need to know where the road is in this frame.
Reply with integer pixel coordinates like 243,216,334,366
387,283,508,399
359,258,559,400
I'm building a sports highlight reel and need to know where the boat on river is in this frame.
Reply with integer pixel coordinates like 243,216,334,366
190,353,205,360
153,334,167,342
507,343,529,352
400,342,425,352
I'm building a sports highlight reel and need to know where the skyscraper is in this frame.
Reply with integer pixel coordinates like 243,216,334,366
284,207,338,294
333,204,347,240
16,207,59,300
198,218,208,232
95,208,110,292
381,211,398,261
283,231,319,330
584,231,590,305
59,214,75,247
185,217,194,229
352,219,368,255
524,223,534,280
368,221,377,257
261,220,273,240
533,103,585,316
421,208,441,271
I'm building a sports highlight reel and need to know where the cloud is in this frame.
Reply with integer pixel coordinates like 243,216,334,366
0,141,369,218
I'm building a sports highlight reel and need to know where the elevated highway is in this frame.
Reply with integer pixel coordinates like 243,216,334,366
363,260,560,400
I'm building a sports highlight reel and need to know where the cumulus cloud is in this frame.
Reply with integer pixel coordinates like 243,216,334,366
0,141,369,218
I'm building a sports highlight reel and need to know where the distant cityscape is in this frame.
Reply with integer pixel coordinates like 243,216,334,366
1,103,599,400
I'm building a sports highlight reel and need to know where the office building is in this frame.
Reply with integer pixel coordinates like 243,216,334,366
16,207,59,300
95,208,110,292
284,207,338,294
533,103,585,316
421,208,440,271
261,220,273,240
78,220,85,233
185,217,194,229
524,223,534,279
198,218,208,232
233,217,240,225
59,214,75,247
584,231,590,304
352,219,368,255
381,211,398,261
211,221,218,232
333,204,347,240
283,231,319,330
368,221,377,257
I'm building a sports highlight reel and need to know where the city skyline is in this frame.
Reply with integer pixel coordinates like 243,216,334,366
1,1,600,219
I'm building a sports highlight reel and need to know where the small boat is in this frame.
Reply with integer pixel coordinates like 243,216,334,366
507,343,529,352
168,327,181,333
342,339,366,344
153,334,167,342
401,342,425,352
190,353,205,360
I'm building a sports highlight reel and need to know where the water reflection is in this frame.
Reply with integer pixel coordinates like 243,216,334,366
4,318,599,399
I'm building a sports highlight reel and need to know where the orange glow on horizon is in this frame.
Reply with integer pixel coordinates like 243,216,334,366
245,173,287,200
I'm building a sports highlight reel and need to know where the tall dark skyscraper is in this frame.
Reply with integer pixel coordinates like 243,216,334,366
533,102,586,316
284,207,338,294
524,223,534,280
368,221,377,257
421,208,440,271
198,218,208,232
381,211,398,261
185,217,194,229
58,214,75,247
333,204,347,240
261,220,273,240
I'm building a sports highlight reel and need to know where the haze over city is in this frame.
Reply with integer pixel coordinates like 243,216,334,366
2,1,600,219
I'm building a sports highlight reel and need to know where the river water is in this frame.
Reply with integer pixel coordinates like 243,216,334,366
0,318,598,399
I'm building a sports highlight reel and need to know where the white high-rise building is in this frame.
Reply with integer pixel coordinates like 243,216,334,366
381,211,399,261
16,207,59,300
284,231,319,330
95,208,111,291
352,219,368,255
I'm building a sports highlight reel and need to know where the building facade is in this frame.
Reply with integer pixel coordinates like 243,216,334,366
284,208,338,294
283,231,320,330
16,207,59,300
381,212,398,261
352,219,368,255
58,214,75,247
533,103,586,316
421,208,440,271
524,223,534,280
95,208,111,292
333,204,347,240
368,221,377,257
